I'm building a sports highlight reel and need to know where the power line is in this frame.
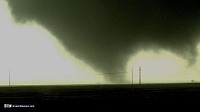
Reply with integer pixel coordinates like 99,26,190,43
98,71,127,75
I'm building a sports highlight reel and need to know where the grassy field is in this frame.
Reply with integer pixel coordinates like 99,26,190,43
0,83,200,110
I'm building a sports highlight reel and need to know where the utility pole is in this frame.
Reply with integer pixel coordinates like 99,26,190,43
139,66,141,85
9,68,10,87
132,67,133,84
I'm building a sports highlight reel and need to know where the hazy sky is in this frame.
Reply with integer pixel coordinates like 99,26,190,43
1,0,200,84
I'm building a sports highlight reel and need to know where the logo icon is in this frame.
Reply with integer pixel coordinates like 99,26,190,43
4,104,12,108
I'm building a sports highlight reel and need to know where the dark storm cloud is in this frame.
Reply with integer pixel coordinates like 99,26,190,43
7,0,200,83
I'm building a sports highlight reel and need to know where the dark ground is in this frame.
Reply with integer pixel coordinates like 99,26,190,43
0,83,200,111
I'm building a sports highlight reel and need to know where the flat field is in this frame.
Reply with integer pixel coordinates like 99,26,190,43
0,83,199,110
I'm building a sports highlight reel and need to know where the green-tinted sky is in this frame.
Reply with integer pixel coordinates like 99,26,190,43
6,0,200,83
